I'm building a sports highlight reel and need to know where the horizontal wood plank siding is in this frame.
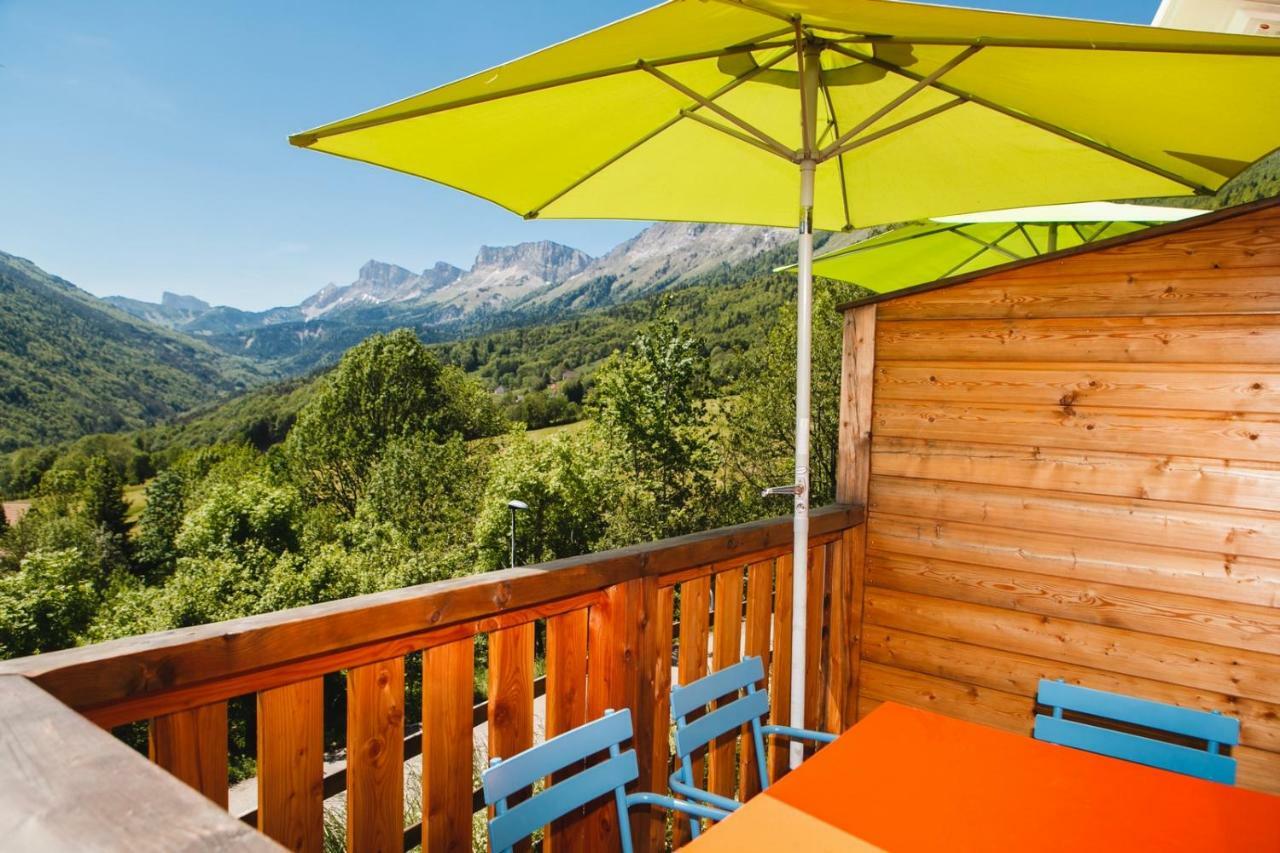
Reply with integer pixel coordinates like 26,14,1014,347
855,200,1280,794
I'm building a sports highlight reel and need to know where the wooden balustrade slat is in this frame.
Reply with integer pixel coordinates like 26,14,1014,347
825,536,849,734
421,638,474,853
708,567,744,799
803,545,829,739
0,506,862,723
843,525,869,726
673,575,711,847
489,623,535,852
740,559,774,801
586,579,643,850
767,553,793,784
824,537,844,732
545,609,590,853
638,581,675,848
347,657,405,853
149,701,229,809
257,678,324,853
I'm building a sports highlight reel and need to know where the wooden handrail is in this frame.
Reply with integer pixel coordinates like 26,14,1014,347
0,504,862,725
0,675,279,852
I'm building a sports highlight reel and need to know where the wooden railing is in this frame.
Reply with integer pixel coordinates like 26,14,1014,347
0,504,865,852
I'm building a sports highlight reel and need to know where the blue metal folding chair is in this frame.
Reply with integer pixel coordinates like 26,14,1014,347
669,656,836,838
1034,678,1240,784
482,707,727,853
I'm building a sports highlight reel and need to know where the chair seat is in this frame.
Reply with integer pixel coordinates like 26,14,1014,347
482,708,727,853
669,656,836,838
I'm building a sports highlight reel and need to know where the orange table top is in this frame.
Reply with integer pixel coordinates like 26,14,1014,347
687,703,1280,852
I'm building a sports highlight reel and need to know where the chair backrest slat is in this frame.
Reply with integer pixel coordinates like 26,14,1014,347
488,750,640,852
1034,679,1239,784
670,657,765,718
1034,716,1237,785
483,708,634,803
1037,680,1239,745
674,689,771,759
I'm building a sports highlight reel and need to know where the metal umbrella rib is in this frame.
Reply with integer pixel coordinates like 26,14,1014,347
526,44,799,218
827,42,1215,194
816,44,983,160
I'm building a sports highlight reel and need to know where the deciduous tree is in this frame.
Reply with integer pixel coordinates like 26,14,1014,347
285,329,501,515
589,308,714,541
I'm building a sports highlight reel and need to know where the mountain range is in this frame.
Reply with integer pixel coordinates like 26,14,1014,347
3,221,822,453
101,221,800,370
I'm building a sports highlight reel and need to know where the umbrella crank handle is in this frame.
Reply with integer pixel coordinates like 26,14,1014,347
761,483,805,498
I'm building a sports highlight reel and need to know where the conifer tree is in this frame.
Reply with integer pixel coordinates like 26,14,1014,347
81,455,130,540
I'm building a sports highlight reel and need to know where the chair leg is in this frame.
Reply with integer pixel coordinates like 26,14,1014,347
617,787,635,853
682,763,702,840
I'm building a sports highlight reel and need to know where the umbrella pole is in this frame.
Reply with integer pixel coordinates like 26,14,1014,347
789,38,821,771
790,157,816,770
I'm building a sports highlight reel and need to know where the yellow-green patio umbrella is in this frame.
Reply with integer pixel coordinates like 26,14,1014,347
806,201,1206,292
291,1,1280,763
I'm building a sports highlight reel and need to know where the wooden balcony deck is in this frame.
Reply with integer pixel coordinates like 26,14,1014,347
0,503,866,852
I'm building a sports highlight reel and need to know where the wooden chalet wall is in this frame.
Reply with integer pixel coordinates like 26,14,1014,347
841,198,1280,795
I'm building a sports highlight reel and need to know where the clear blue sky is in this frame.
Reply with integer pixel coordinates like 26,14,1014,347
0,0,1160,310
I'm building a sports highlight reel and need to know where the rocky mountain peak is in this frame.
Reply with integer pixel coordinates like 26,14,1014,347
421,260,465,291
472,241,592,282
523,221,793,311
355,260,418,291
160,292,211,313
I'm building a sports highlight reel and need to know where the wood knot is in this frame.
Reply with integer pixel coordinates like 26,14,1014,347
147,659,178,690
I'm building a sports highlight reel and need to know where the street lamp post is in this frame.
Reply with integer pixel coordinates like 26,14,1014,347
507,499,528,568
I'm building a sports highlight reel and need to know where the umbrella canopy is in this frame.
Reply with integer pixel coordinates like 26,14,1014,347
806,203,1206,292
291,0,1280,768
291,2,1280,229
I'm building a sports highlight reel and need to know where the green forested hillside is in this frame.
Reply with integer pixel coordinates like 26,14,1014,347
0,234,864,496
0,252,272,452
